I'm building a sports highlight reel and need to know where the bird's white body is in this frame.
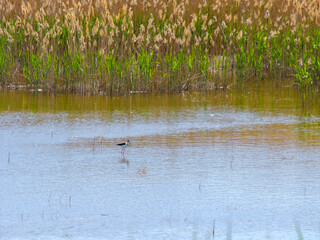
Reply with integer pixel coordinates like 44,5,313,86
117,140,130,156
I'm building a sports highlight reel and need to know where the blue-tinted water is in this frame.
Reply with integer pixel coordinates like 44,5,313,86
0,91,320,239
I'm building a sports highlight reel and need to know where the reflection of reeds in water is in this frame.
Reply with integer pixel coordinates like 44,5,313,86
66,136,109,150
127,122,320,149
0,0,320,93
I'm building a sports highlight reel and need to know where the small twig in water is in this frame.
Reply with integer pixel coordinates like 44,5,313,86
59,191,67,206
212,219,216,239
230,156,234,169
48,192,52,206
92,137,96,152
8,152,10,164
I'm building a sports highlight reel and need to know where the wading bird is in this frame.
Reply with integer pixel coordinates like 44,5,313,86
117,140,130,156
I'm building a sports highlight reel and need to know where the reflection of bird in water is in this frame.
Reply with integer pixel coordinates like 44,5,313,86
117,140,130,156
120,157,129,167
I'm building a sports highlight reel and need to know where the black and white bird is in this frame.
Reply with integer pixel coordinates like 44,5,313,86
117,140,130,156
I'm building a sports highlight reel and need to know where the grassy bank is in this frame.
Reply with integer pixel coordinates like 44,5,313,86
0,0,320,94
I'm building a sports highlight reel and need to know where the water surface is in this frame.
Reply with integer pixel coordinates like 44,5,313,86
1,82,320,239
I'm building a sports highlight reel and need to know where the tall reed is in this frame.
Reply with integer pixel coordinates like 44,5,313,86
0,0,319,94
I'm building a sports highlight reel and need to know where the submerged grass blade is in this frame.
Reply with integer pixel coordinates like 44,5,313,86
295,221,304,240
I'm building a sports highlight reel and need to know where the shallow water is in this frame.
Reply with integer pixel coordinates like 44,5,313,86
1,82,320,240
